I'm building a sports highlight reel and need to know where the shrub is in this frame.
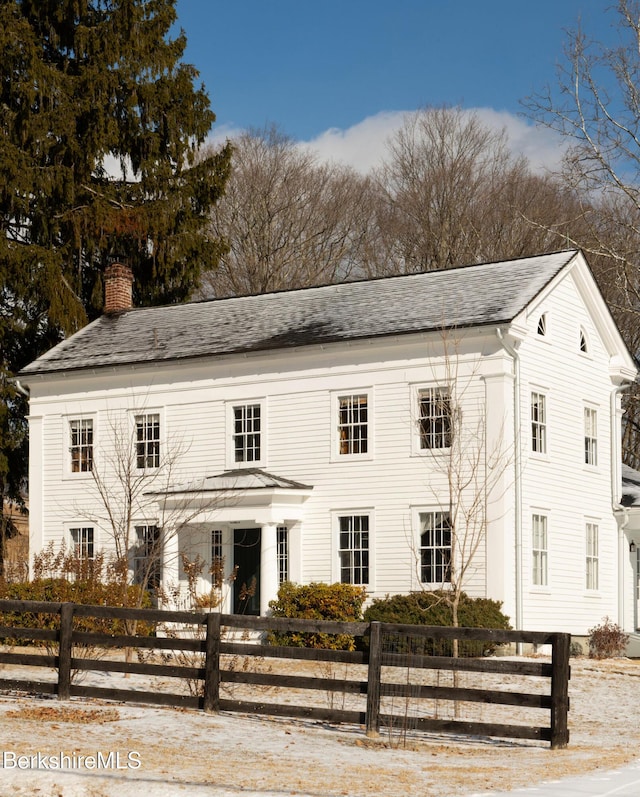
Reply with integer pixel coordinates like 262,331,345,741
588,616,629,659
363,591,511,657
267,582,367,650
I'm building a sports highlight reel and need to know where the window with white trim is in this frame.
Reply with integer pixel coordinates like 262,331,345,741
233,403,262,463
135,413,160,469
338,394,368,455
419,511,451,585
418,387,452,450
133,525,161,589
338,514,369,585
531,392,547,454
211,528,224,589
277,526,289,584
532,514,548,586
584,407,598,466
70,526,94,560
69,419,93,473
586,522,599,591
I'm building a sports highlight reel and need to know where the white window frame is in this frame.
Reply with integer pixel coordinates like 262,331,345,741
331,390,373,461
415,508,452,589
69,525,95,561
332,510,373,588
579,327,590,355
134,411,161,470
584,406,598,467
277,525,289,584
531,513,548,588
226,399,266,469
413,385,452,453
530,391,547,456
586,521,599,591
536,312,548,337
66,416,96,477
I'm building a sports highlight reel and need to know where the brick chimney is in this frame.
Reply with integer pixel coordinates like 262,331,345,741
104,262,134,314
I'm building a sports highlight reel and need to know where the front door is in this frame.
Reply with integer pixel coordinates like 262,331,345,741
233,528,261,615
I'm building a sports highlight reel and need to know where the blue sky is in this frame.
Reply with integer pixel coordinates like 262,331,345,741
174,1,616,171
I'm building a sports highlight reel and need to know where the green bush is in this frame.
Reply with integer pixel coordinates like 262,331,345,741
267,581,367,650
363,591,511,657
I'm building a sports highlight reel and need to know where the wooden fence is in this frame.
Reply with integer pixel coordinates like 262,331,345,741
0,600,570,749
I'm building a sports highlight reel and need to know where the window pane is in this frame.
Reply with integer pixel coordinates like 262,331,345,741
532,515,548,586
70,419,93,472
234,404,261,462
420,511,451,584
136,413,160,469
338,395,368,455
338,515,369,584
419,388,452,450
531,393,546,454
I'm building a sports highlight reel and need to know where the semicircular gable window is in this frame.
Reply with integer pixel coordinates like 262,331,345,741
537,313,547,337
579,328,588,353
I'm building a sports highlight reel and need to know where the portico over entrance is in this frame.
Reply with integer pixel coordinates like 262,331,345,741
146,468,313,615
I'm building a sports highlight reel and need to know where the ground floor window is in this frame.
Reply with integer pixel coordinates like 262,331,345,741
133,525,161,589
277,526,289,584
419,511,451,585
586,522,598,591
70,526,94,560
532,514,548,586
338,514,369,585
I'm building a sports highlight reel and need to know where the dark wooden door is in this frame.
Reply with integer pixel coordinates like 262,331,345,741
233,528,261,615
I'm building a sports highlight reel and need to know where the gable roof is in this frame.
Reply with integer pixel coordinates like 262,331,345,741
20,250,579,377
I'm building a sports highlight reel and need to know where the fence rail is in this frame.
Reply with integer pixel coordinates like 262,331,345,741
0,599,570,748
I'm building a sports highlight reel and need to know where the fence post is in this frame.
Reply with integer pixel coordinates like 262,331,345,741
550,632,570,749
203,612,221,713
57,602,74,700
365,621,382,737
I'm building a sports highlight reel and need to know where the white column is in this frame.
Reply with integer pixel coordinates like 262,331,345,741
260,523,279,615
161,524,180,609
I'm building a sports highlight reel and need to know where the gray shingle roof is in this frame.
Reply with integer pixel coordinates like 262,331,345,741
19,250,578,377
146,468,312,496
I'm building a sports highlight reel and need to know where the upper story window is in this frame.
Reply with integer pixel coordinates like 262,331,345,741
537,313,547,336
71,526,94,560
234,403,262,463
531,392,547,455
418,387,452,450
419,510,451,586
136,413,160,469
69,419,93,473
584,407,598,466
338,394,368,455
338,514,369,585
531,514,548,587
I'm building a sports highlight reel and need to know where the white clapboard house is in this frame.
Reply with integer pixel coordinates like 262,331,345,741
17,250,640,638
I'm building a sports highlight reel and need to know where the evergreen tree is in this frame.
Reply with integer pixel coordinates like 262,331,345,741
0,0,231,563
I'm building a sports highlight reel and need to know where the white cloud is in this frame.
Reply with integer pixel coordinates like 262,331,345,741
204,109,568,177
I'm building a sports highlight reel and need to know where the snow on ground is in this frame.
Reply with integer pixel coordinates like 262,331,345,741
0,655,639,797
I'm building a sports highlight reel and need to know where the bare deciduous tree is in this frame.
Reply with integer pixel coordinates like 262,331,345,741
364,106,573,277
200,125,372,297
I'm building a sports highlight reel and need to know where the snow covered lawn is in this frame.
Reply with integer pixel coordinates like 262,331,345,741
0,656,639,796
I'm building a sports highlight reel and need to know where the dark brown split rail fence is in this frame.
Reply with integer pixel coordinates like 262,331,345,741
0,600,570,749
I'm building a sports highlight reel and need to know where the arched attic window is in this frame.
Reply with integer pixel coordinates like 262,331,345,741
537,313,547,336
579,327,588,353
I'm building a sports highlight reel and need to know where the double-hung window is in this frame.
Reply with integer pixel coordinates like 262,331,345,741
531,392,547,454
70,419,93,473
136,413,160,469
532,514,548,586
338,394,368,455
338,514,369,585
586,523,599,591
133,525,161,589
584,407,598,466
418,387,452,450
234,403,262,463
71,526,94,560
419,511,452,585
